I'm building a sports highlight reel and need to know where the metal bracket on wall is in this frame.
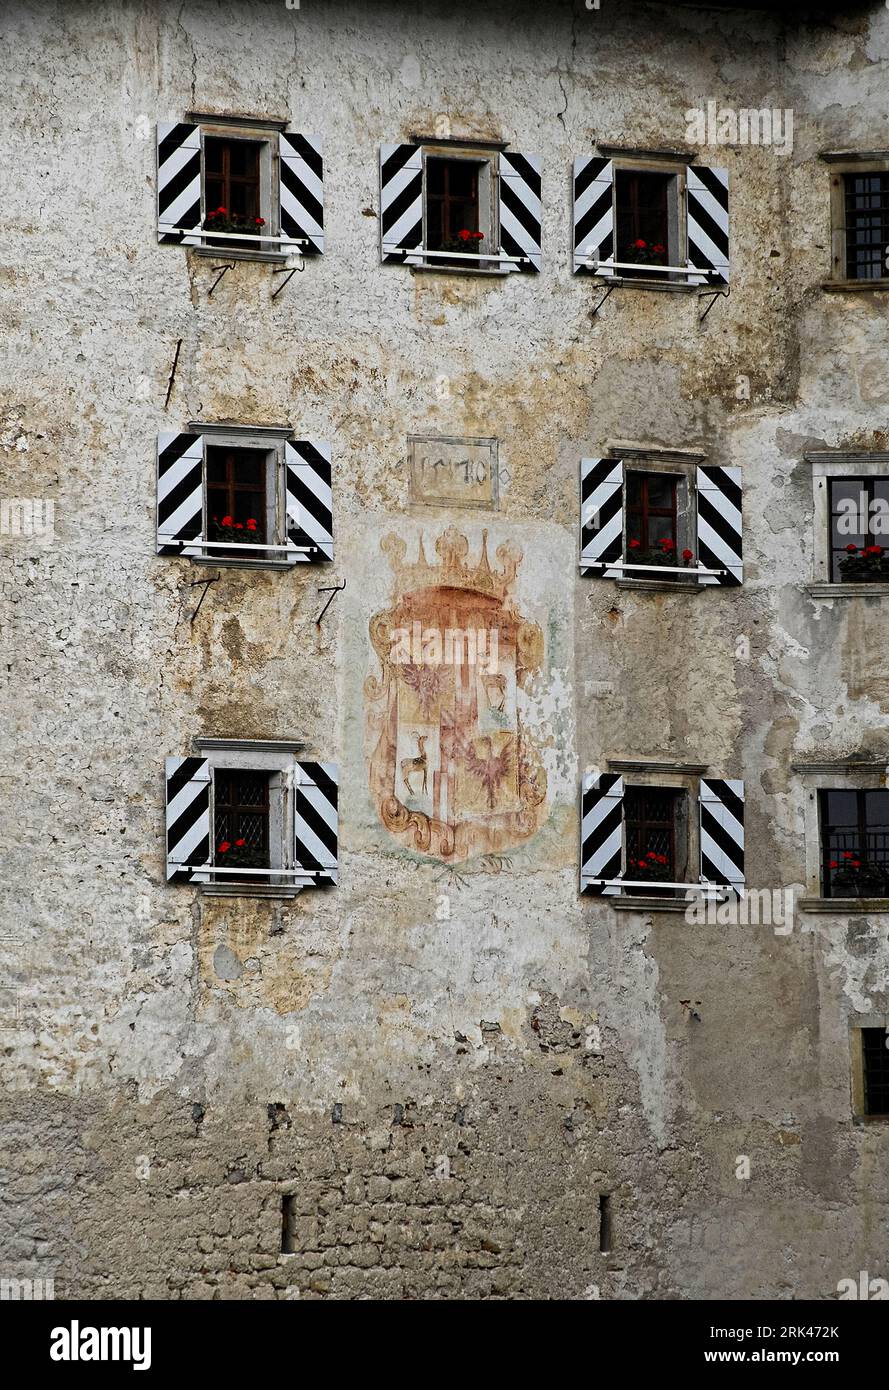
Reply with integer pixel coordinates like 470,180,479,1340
589,280,621,318
189,576,218,623
207,264,234,297
315,580,345,626
164,338,182,409
698,285,730,323
271,261,304,299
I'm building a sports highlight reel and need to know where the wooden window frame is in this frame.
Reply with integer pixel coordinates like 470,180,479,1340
197,122,277,262
418,143,498,275
827,474,889,582
818,788,889,899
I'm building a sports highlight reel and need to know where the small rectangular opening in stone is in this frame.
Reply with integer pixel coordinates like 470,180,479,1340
598,1194,612,1253
281,1194,297,1253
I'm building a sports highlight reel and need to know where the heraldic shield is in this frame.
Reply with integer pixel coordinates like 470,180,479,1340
364,526,549,863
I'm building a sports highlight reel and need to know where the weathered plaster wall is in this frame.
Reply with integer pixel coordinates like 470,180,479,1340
2,0,889,1299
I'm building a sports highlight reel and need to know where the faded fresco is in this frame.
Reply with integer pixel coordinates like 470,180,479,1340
364,526,549,863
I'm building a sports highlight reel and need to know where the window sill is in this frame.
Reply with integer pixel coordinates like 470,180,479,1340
807,582,889,598
592,276,699,294
616,578,701,592
201,882,303,900
798,897,889,913
822,279,889,293
190,246,292,266
409,263,511,279
852,1113,889,1125
192,555,294,572
609,895,689,913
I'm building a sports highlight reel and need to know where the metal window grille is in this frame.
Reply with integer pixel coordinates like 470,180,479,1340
844,173,889,281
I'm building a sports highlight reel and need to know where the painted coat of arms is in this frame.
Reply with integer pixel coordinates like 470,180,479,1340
364,526,549,863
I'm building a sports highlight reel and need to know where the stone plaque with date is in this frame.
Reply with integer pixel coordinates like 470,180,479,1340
408,435,499,510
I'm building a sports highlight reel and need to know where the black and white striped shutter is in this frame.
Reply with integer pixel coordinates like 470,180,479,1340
285,441,333,563
686,166,729,286
380,145,423,264
157,433,204,557
165,757,211,882
573,157,615,276
294,762,338,886
696,466,742,586
498,152,541,273
580,458,623,579
699,779,744,894
157,123,202,245
279,133,323,255
581,772,624,895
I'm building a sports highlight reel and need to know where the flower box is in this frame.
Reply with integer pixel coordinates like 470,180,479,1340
828,852,889,897
209,516,264,546
838,544,889,582
627,538,695,569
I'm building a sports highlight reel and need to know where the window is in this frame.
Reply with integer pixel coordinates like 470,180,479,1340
624,786,683,897
615,170,671,278
165,741,338,895
828,477,889,582
379,142,541,273
157,120,324,258
572,154,729,286
843,172,889,281
580,455,743,586
214,768,270,881
426,156,481,264
580,770,744,899
206,446,269,556
204,136,262,249
860,1028,889,1117
156,428,333,567
825,156,889,287
819,789,889,898
626,471,679,559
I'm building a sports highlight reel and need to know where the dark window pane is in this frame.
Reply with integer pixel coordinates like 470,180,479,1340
864,790,889,831
645,475,675,510
823,790,859,828
615,170,670,272
648,515,674,546
624,786,681,896
863,1029,889,1115
844,172,889,281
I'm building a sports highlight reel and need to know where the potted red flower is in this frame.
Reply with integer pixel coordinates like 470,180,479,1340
838,543,889,582
627,537,696,570
209,515,264,546
828,850,889,897
216,837,269,871
203,206,267,237
439,228,485,255
629,851,672,882
625,238,668,267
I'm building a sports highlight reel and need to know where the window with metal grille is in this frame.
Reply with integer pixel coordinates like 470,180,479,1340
829,476,889,581
844,173,889,280
214,769,271,879
426,156,482,264
819,789,889,897
204,136,262,248
615,170,671,278
206,447,268,556
861,1028,889,1116
624,786,681,896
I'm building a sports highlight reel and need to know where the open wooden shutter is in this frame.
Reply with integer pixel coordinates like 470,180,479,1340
157,123,202,244
581,772,624,895
686,166,730,286
279,133,323,255
498,152,541,273
380,145,423,264
294,762,338,886
165,757,210,882
580,458,623,578
696,465,742,586
156,432,204,557
285,441,333,563
700,779,744,894
573,156,615,275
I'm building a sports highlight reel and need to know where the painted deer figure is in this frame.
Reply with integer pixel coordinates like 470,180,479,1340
481,670,507,713
400,732,428,798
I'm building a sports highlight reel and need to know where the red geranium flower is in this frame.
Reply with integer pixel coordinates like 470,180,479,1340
255,217,266,226
845,544,858,552
235,522,244,529
652,244,666,254
851,860,862,868
218,841,231,854
660,538,676,550
842,851,854,859
865,545,883,555
235,838,246,847
829,861,839,870
646,850,657,858
628,539,641,549
634,239,647,249
474,231,484,240
221,515,234,527
682,548,694,561
458,229,472,241
246,518,257,530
